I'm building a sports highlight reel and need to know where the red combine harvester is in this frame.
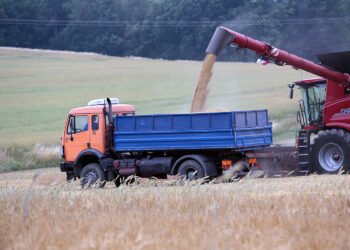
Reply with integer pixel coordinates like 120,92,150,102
207,26,350,174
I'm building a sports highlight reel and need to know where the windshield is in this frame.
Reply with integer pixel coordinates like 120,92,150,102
300,83,326,125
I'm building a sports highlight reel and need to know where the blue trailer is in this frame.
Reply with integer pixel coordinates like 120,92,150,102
106,109,273,186
114,110,272,152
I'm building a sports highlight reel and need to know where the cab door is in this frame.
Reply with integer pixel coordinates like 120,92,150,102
64,115,90,162
89,114,106,154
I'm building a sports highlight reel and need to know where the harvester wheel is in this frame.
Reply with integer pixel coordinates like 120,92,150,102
178,160,204,180
311,129,350,174
80,163,106,188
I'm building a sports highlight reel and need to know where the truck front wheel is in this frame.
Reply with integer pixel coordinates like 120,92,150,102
178,160,205,180
311,129,350,174
80,163,106,188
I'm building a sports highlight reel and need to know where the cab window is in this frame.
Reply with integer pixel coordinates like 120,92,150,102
67,115,89,134
105,114,117,125
104,113,134,126
92,115,99,130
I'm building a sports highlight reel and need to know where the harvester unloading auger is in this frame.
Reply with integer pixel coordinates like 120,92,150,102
206,26,350,85
201,26,350,175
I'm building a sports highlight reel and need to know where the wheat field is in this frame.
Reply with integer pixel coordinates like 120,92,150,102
1,168,350,249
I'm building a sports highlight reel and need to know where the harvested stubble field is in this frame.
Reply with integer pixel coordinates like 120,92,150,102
1,168,350,249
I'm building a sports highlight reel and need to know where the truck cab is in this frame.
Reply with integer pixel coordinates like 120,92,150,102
60,98,135,180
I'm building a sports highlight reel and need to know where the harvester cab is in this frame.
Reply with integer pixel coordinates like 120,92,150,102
290,79,326,128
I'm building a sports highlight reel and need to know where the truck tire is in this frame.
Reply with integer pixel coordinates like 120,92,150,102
114,175,137,187
178,160,205,180
80,163,106,188
311,129,350,174
114,176,124,187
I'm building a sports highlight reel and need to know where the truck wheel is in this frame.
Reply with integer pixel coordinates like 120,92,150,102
114,176,136,187
311,129,350,174
114,176,124,187
178,160,204,180
80,163,106,188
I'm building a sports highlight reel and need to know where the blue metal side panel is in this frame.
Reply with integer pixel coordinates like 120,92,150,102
114,110,272,152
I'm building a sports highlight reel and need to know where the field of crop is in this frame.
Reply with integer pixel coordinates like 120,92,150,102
0,47,315,147
1,47,315,172
1,168,350,249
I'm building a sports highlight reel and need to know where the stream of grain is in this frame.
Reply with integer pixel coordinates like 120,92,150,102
191,53,216,112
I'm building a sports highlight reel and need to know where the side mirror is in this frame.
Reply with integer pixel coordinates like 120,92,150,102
68,116,74,141
289,88,294,99
70,127,73,141
297,111,301,123
288,83,296,99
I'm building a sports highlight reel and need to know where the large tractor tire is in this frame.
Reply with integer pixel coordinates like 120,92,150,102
80,163,106,188
178,160,205,180
311,129,350,174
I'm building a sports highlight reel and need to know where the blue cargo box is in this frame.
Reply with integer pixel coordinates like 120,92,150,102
114,110,272,152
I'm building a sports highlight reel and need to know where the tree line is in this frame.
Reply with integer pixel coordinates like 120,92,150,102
1,0,350,61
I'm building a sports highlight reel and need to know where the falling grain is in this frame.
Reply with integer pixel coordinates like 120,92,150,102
191,53,216,113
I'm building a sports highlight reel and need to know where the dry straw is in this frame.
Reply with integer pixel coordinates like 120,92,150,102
1,169,350,249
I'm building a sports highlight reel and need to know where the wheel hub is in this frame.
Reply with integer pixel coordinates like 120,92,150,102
318,143,344,172
333,153,340,161
186,169,198,180
85,171,97,184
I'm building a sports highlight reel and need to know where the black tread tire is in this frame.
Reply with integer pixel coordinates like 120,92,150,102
66,172,74,181
178,160,205,180
80,163,106,188
114,175,137,187
114,176,124,187
311,129,350,174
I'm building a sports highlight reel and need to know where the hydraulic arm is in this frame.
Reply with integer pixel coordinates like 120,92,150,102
206,26,350,87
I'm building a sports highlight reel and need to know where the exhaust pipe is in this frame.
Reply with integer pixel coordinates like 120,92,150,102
206,27,235,56
107,98,115,153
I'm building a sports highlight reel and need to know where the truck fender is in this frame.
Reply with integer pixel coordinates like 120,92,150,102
171,154,218,177
73,149,104,170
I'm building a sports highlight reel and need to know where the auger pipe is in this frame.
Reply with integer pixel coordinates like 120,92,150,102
206,26,350,86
